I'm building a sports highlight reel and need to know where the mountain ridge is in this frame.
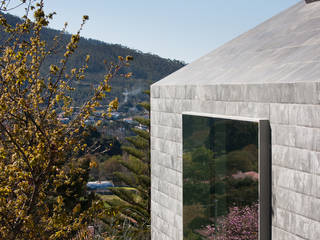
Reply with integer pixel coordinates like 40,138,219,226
0,12,185,112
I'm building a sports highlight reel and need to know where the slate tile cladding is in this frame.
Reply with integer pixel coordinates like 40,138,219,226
151,83,320,240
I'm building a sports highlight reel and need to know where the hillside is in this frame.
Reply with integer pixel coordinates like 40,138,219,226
0,13,185,113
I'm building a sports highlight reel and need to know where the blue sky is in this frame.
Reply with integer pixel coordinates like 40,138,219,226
10,0,300,63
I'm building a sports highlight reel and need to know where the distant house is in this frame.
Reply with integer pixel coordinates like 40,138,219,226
151,1,320,239
84,117,95,125
87,181,114,195
232,171,259,181
57,117,70,124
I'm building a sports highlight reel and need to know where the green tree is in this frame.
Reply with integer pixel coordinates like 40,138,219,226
0,1,132,239
105,92,151,239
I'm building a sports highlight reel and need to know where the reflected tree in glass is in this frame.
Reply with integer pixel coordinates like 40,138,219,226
183,115,259,240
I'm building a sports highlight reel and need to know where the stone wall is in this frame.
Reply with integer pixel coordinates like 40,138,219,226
150,82,320,240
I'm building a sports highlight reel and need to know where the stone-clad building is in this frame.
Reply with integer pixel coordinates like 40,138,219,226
151,1,320,239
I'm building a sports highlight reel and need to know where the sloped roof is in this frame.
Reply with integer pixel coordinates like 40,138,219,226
155,1,320,86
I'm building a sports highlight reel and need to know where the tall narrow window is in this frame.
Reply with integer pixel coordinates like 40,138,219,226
183,113,270,240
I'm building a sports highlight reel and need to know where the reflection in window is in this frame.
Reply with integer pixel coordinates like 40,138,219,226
183,115,259,240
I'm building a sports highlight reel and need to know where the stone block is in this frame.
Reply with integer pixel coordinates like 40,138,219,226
174,215,182,230
151,85,160,98
164,168,178,185
150,124,159,138
163,208,175,226
270,103,289,124
177,230,183,240
151,149,159,165
166,183,179,202
153,125,182,143
151,227,157,240
166,198,180,215
288,104,299,125
163,99,176,113
295,126,317,151
244,84,271,102
315,129,320,152
310,220,320,240
194,85,204,101
176,201,182,216
185,85,197,99
191,100,203,112
158,152,172,169
151,99,166,112
225,101,239,116
151,227,162,240
177,186,182,202
272,205,278,226
151,175,159,191
309,197,320,222
275,208,291,231
275,166,312,195
155,112,181,128
159,85,176,99
174,156,183,173
192,100,227,115
310,151,320,175
151,200,160,217
271,125,277,145
151,110,160,125
172,99,184,113
159,217,170,236
167,225,178,239
279,83,296,103
161,140,182,157
158,152,181,173
272,165,280,187
158,179,169,197
152,111,161,126
158,191,169,209
311,174,320,198
175,86,186,99
151,136,163,151
198,85,219,101
273,124,296,147
216,84,246,102
250,83,295,104
290,211,311,239
151,162,160,178
291,170,312,195
294,82,320,104
176,172,182,187
296,105,320,128
272,145,289,167
275,187,310,218
274,165,290,188
150,99,156,111
272,226,305,240
288,147,312,173
181,99,193,113
238,102,270,118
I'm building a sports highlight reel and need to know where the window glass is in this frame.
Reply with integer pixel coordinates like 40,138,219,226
183,115,259,240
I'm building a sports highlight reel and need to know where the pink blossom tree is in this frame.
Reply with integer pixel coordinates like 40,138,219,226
205,203,258,240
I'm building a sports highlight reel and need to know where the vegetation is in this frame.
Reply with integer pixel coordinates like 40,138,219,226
105,93,151,239
205,203,258,240
1,11,185,112
0,0,134,239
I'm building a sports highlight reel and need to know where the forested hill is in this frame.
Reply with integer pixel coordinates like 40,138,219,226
1,13,185,112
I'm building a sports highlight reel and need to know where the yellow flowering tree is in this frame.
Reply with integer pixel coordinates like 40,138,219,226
0,0,132,239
